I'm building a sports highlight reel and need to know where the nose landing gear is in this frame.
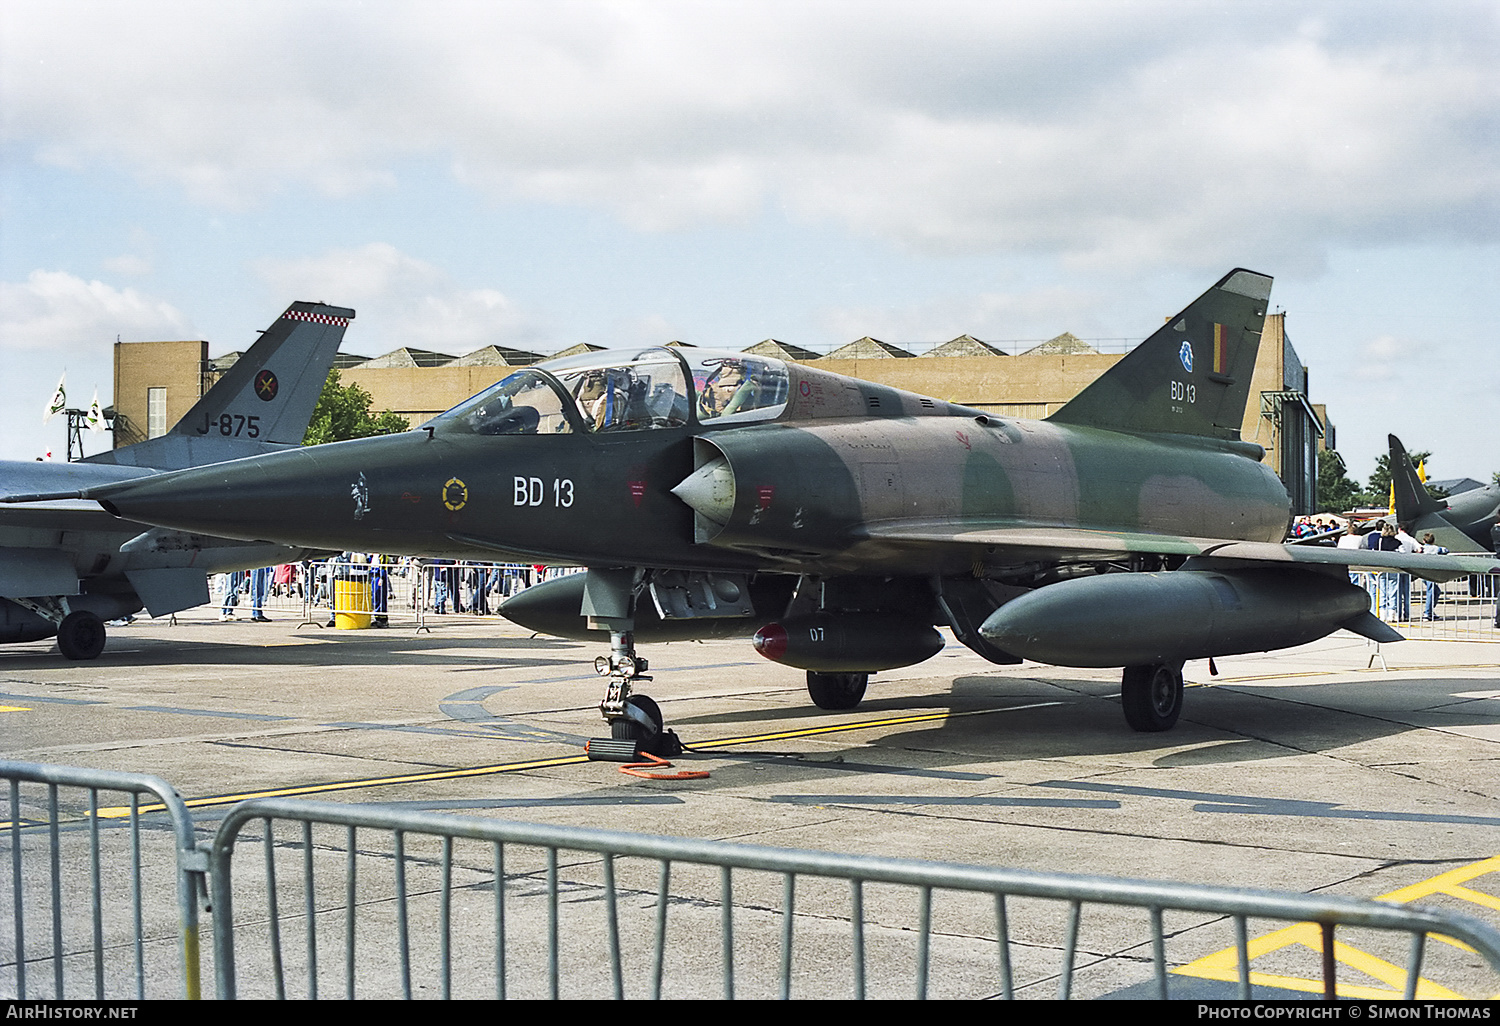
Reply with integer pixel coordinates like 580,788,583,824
588,627,682,759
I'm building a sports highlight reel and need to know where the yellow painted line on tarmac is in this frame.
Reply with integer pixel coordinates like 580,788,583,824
684,701,1062,750
80,701,1056,819
0,705,31,713
91,753,592,818
1174,853,1500,999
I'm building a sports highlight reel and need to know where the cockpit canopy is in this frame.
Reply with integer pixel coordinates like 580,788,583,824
429,347,789,436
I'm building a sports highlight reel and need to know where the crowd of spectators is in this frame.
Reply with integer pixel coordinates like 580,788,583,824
214,556,559,622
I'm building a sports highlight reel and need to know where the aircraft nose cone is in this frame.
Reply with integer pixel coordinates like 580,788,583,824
670,455,736,525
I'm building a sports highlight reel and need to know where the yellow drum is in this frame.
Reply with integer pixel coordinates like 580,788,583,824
333,576,372,629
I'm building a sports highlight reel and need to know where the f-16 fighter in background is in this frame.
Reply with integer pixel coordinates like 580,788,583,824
0,302,351,657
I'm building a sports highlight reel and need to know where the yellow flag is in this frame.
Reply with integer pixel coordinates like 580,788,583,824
1388,481,1395,515
1418,459,1427,483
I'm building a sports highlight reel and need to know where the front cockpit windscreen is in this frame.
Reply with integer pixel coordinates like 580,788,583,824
689,353,789,424
546,348,690,432
430,369,576,435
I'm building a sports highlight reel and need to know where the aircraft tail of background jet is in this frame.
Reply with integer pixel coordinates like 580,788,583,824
85,301,355,470
1047,269,1272,445
1389,433,1492,553
1389,434,1447,520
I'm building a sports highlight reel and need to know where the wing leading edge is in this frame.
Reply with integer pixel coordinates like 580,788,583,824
860,520,1500,581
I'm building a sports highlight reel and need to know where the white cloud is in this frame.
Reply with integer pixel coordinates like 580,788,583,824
1350,334,1426,381
4,1,1495,270
252,243,547,353
0,270,193,351
0,271,192,460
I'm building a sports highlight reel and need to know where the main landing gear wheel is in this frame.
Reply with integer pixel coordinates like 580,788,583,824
56,610,106,661
806,671,868,711
1120,663,1183,732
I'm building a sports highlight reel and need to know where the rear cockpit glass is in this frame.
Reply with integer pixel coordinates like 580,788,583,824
430,369,575,435
689,354,789,424
548,349,690,432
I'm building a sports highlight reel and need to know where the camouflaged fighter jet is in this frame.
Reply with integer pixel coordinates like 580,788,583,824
40,271,1500,748
1389,434,1500,554
0,302,351,658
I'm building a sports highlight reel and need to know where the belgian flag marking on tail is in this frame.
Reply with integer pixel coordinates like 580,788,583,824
1211,323,1229,375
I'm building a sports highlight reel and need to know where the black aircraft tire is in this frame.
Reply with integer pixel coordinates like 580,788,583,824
807,671,868,710
1121,663,1183,732
611,694,664,742
57,611,106,661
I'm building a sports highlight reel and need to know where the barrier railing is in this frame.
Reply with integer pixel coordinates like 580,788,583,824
0,761,204,1000
207,797,1500,1000
212,559,557,630
1354,571,1499,641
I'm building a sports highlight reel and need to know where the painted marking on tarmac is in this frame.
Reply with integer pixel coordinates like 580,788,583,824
513,661,759,685
91,753,594,818
1173,854,1500,999
770,795,1119,809
81,701,1059,820
1213,663,1500,684
684,701,1065,749
323,719,590,745
433,685,589,744
1034,779,1500,828
0,705,31,713
438,685,513,721
355,796,685,811
0,692,101,706
125,705,297,722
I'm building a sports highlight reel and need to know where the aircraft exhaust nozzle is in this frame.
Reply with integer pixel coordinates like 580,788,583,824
979,568,1373,668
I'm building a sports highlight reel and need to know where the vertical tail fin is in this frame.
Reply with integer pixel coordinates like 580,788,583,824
88,301,353,469
1388,433,1486,552
1388,434,1444,520
1047,269,1272,441
171,302,354,444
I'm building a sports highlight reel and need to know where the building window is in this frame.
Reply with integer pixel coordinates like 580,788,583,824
147,387,167,438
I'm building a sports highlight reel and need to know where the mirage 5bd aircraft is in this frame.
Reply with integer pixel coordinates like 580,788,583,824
45,271,1499,748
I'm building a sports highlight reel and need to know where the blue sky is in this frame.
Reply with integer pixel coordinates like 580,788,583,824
2,1,1496,485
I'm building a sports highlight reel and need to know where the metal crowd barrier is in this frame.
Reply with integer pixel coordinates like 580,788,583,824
0,761,204,1000
214,559,560,631
1353,571,1500,641
207,798,1500,1000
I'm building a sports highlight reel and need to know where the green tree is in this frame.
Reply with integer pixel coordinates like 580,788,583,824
302,370,410,446
1316,449,1361,513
